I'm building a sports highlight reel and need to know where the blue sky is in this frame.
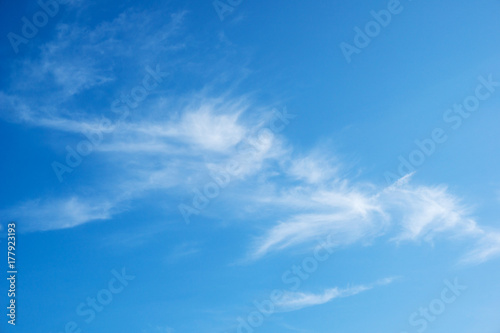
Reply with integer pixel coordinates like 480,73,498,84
1,0,500,332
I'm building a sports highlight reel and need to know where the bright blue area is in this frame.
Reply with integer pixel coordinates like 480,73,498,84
1,0,500,332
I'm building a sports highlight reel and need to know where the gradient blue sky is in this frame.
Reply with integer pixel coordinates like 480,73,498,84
1,0,500,332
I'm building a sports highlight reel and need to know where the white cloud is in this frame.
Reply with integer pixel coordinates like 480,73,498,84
5,197,114,232
165,242,200,263
251,208,384,260
461,232,500,265
170,106,246,152
287,150,339,184
247,172,499,265
120,99,249,153
37,10,185,95
2,6,499,268
5,91,500,266
1,8,187,126
382,182,480,242
247,180,385,259
274,277,397,312
2,94,290,232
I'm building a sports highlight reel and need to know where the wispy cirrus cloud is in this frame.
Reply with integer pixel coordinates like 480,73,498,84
104,97,250,154
460,232,500,265
246,164,498,265
4,85,500,266
381,181,479,243
165,242,201,264
3,197,114,232
4,92,500,266
2,93,289,231
274,277,398,312
287,149,339,184
1,5,500,269
1,8,187,125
